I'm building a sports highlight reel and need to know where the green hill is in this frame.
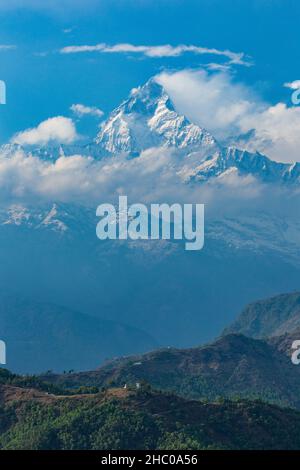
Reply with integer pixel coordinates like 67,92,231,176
40,333,300,409
1,384,300,450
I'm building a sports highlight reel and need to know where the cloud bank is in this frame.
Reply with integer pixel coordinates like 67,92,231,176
158,70,300,162
12,116,78,146
0,145,265,208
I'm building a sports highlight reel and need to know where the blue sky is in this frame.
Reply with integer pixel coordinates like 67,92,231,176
0,0,299,146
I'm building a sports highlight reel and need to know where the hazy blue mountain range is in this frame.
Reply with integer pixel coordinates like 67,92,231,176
1,205,300,374
0,295,157,374
1,78,300,373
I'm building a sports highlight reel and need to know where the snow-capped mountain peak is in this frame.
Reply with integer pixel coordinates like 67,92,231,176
1,76,300,186
95,78,218,155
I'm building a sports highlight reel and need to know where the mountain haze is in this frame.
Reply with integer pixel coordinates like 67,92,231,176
1,77,300,372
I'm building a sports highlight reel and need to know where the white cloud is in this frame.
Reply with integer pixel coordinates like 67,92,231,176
12,116,78,146
0,146,263,206
158,69,300,162
0,45,16,51
0,139,297,224
238,103,300,162
70,103,103,118
157,69,260,138
60,42,251,66
284,80,300,90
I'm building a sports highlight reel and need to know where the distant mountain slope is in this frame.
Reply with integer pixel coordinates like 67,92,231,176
224,292,300,339
268,327,300,356
0,295,157,374
41,333,300,409
185,147,300,184
1,385,300,450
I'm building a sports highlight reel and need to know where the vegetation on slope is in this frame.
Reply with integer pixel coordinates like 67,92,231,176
224,291,300,339
1,386,300,450
40,334,300,409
